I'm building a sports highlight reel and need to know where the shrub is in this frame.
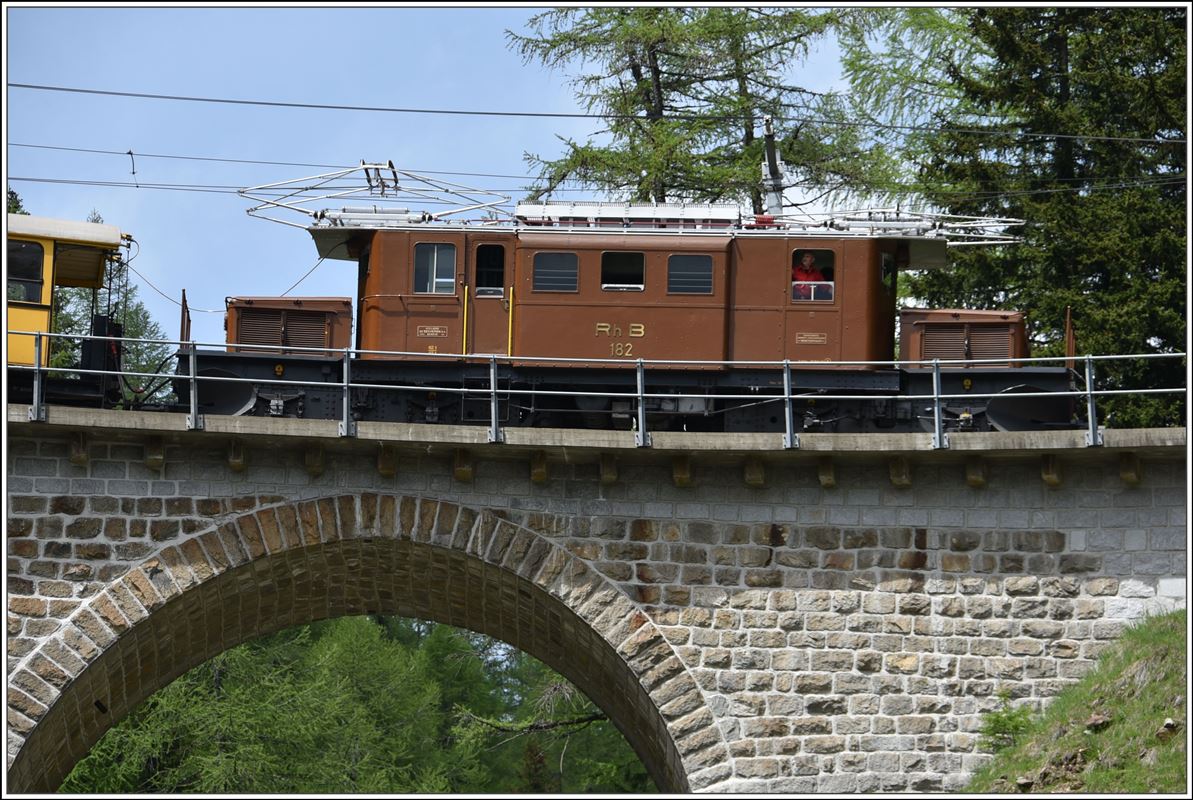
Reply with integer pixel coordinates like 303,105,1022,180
980,689,1035,752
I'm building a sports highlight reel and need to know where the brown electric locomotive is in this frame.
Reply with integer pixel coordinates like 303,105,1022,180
192,193,1072,434
338,216,905,367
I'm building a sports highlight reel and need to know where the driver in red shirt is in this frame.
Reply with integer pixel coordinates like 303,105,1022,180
793,251,827,300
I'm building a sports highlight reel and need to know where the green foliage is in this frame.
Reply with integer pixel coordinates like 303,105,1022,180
847,7,1186,427
519,738,555,793
8,186,29,214
507,7,894,211
450,650,654,793
62,617,655,794
980,689,1036,752
62,619,482,793
835,8,995,193
839,9,987,126
965,610,1187,794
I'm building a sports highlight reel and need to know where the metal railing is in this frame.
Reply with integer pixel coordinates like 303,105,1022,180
7,329,1186,450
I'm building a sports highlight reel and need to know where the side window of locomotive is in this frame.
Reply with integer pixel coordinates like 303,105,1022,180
667,254,713,294
601,251,645,291
532,252,578,292
413,242,456,294
7,240,45,303
791,248,835,302
475,244,504,297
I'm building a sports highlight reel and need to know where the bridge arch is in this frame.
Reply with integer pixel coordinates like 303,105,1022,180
8,493,729,793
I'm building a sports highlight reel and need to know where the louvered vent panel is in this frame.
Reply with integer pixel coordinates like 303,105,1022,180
284,311,329,349
921,324,967,360
969,324,1012,361
237,309,284,346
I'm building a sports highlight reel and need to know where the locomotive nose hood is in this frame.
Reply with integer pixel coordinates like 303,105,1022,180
308,226,372,261
904,237,949,269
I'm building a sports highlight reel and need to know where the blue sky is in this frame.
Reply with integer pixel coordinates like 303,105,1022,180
5,4,843,344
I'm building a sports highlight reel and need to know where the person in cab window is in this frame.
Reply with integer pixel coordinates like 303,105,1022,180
793,251,831,300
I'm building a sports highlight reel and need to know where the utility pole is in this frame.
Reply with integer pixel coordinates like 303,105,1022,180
762,116,786,217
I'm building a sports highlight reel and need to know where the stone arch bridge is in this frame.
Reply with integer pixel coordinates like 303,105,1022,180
5,406,1186,793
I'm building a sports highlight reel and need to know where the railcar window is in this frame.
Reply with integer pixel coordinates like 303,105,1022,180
792,248,835,302
7,240,44,303
476,244,505,297
601,251,645,291
414,242,456,294
667,254,714,294
532,252,578,292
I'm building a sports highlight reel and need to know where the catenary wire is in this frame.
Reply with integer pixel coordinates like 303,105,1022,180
10,141,1184,187
9,82,1186,146
8,174,1185,201
7,142,541,180
280,257,327,297
125,249,329,312
5,177,528,203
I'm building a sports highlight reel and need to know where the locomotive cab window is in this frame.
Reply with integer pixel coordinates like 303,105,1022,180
601,251,645,291
7,240,45,303
475,244,505,297
414,242,456,294
792,249,835,302
532,252,578,292
667,254,714,294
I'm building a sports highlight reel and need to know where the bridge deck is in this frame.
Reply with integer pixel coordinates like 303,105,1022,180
7,404,1185,461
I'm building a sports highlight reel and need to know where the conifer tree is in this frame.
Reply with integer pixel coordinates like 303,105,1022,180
840,7,1186,427
8,186,29,214
507,7,896,211
908,7,1186,427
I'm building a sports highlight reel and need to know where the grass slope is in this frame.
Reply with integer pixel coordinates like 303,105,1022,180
963,609,1187,794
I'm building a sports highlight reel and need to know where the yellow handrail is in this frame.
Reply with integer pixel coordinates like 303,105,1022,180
461,284,469,355
506,284,515,356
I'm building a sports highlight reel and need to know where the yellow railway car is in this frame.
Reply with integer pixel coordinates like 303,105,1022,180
7,213,127,405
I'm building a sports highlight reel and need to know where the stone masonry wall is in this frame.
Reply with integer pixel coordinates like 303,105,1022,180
6,429,1187,792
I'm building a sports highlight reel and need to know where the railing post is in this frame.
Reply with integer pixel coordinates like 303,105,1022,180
635,358,651,448
28,333,46,422
1084,355,1103,446
185,341,204,431
339,346,356,437
783,360,799,449
488,355,503,443
931,358,947,449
